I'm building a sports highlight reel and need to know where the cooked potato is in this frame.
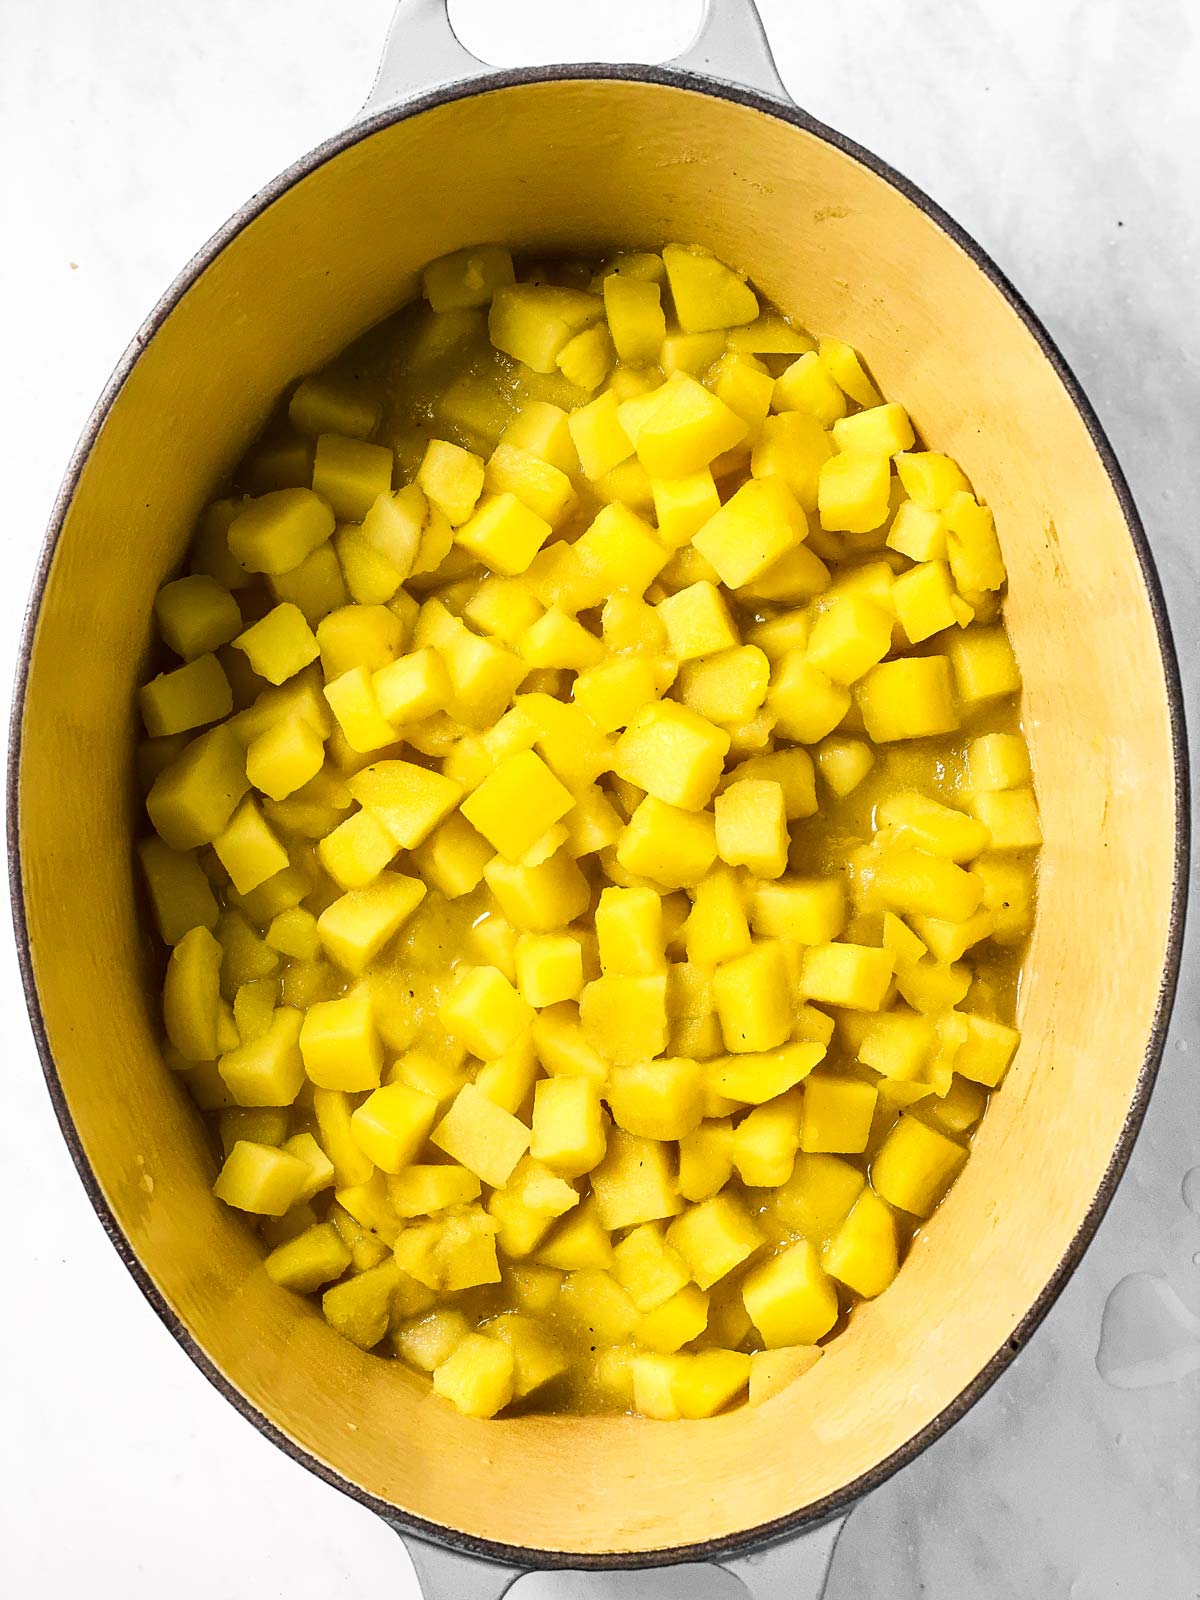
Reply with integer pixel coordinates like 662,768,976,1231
138,242,1037,1422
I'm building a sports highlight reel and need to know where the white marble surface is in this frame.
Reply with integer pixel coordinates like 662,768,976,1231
1,2,1197,1596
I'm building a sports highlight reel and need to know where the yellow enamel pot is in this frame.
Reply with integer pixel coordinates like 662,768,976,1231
8,2,1188,1596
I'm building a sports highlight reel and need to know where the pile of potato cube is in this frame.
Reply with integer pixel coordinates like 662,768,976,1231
137,241,1038,1421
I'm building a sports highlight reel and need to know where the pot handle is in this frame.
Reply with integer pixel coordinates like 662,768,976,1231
361,0,789,118
396,1511,848,1599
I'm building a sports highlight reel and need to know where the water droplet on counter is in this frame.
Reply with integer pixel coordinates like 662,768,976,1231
1182,1167,1200,1213
1096,1272,1200,1389
1192,1252,1200,1268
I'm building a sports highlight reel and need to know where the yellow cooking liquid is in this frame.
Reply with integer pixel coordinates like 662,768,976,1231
137,243,1039,1422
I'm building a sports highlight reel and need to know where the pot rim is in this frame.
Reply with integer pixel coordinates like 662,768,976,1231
7,62,1190,1572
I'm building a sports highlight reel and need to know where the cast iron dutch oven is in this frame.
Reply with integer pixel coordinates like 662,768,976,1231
9,2,1188,1595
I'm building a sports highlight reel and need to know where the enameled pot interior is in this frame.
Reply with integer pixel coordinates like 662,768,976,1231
16,75,1181,1557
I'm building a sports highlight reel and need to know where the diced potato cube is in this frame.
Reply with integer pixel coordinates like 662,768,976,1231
213,1140,310,1216
316,871,426,973
299,988,382,1091
316,603,403,678
806,595,893,685
773,351,847,427
652,471,720,548
877,791,990,861
418,439,485,526
683,867,750,967
662,243,758,332
594,885,664,975
943,492,1007,591
234,602,320,687
489,283,602,372
750,412,833,516
484,848,591,931
264,1221,352,1292
567,389,635,481
155,575,243,664
348,760,462,848
500,400,579,474
634,371,748,478
162,924,223,1061
677,1121,734,1202
213,797,288,895
454,491,552,575
814,737,875,798
856,656,959,742
334,524,404,604
816,338,880,407
823,1188,898,1298
800,1072,878,1153
870,848,984,920
516,932,584,1007
801,943,894,1010
613,701,729,811
527,1076,604,1178
743,1238,839,1347
319,1257,401,1348
280,1126,336,1203
818,451,891,534
767,653,851,745
692,478,805,590
557,322,615,391
946,625,1022,703
559,1269,639,1344
529,1002,607,1083
711,350,775,432
571,502,670,605
394,1306,472,1372
422,243,514,310
440,965,535,1060
887,500,947,563
372,648,451,726
713,941,793,1052
228,488,335,575
712,1042,824,1106
431,1082,531,1187
488,1312,569,1399
732,1090,805,1186
461,749,574,862
138,836,218,946
603,274,667,363
245,714,325,802
892,560,962,644
616,795,717,890
572,657,664,734
832,402,915,457
592,1130,681,1230
219,1006,306,1105
966,732,1031,793
313,434,394,521
286,374,376,444
612,1222,691,1312
714,778,788,879
317,806,397,891
433,1333,515,1419
667,1193,762,1289
139,653,232,738
893,450,970,509
580,973,668,1064
655,580,739,661
954,1013,1020,1087
677,646,769,725
607,1059,704,1141
323,665,398,753
347,1082,436,1173
872,1116,967,1216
